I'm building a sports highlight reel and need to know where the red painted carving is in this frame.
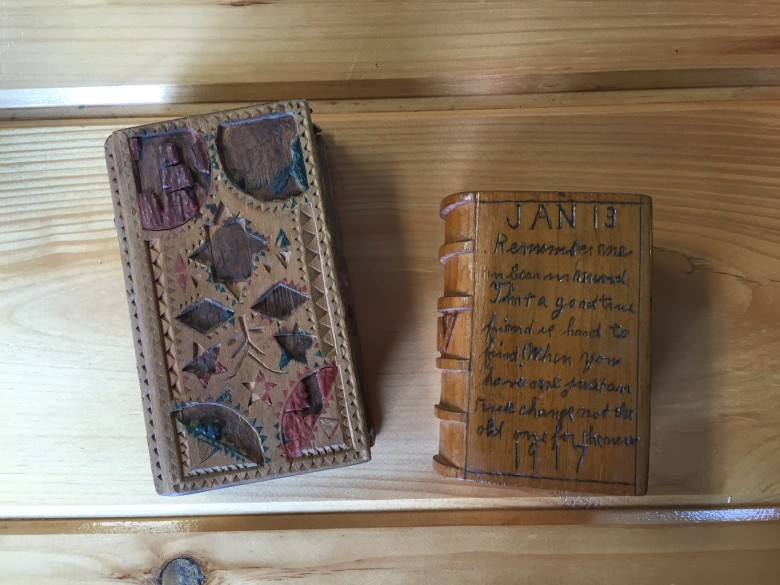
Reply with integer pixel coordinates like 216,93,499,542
281,364,339,458
130,128,210,231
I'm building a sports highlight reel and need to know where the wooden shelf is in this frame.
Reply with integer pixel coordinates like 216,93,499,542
3,92,780,511
1,1,779,582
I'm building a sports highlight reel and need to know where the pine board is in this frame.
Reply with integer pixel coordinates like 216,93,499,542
1,94,779,517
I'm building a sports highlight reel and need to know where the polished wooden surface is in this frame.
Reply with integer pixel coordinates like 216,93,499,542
1,93,779,519
2,1,780,580
3,1,780,100
1,511,778,585
436,191,652,495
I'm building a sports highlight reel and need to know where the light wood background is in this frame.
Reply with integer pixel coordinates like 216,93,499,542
1,511,779,585
3,0,780,99
1,0,779,582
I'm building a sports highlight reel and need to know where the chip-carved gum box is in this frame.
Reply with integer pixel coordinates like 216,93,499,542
104,100,371,495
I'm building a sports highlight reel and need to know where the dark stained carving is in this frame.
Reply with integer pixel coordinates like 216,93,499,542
252,281,309,320
190,203,267,300
129,128,210,230
281,364,339,458
191,219,266,283
182,343,227,387
274,324,314,368
217,113,308,201
175,402,264,465
176,298,234,334
298,372,324,415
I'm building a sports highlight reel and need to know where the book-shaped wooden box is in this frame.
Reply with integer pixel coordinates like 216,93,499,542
435,192,651,495
105,100,371,494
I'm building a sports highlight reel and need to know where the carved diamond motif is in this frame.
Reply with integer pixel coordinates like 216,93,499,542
176,298,234,334
252,282,309,320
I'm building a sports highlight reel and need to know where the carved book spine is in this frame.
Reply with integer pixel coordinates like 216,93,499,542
105,100,371,494
434,193,476,479
435,191,652,495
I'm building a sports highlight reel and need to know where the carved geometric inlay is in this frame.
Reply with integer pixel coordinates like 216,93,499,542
176,298,234,334
174,253,189,291
281,364,339,458
128,128,210,231
274,324,314,368
182,343,227,387
276,228,292,268
190,203,267,287
175,402,264,465
437,312,459,354
217,112,308,201
251,281,309,320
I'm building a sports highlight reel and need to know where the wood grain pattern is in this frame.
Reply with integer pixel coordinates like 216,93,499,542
1,516,778,584
436,191,652,495
1,94,780,516
3,1,780,98
6,86,780,122
3,507,780,534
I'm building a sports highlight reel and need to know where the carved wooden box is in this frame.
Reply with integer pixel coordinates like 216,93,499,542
435,191,651,495
105,100,371,494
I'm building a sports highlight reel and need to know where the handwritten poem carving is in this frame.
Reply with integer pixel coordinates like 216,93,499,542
465,192,650,492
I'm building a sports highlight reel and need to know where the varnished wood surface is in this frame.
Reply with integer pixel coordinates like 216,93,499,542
5,86,780,122
1,513,778,584
3,507,780,535
1,93,779,517
3,1,780,101
436,191,652,495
